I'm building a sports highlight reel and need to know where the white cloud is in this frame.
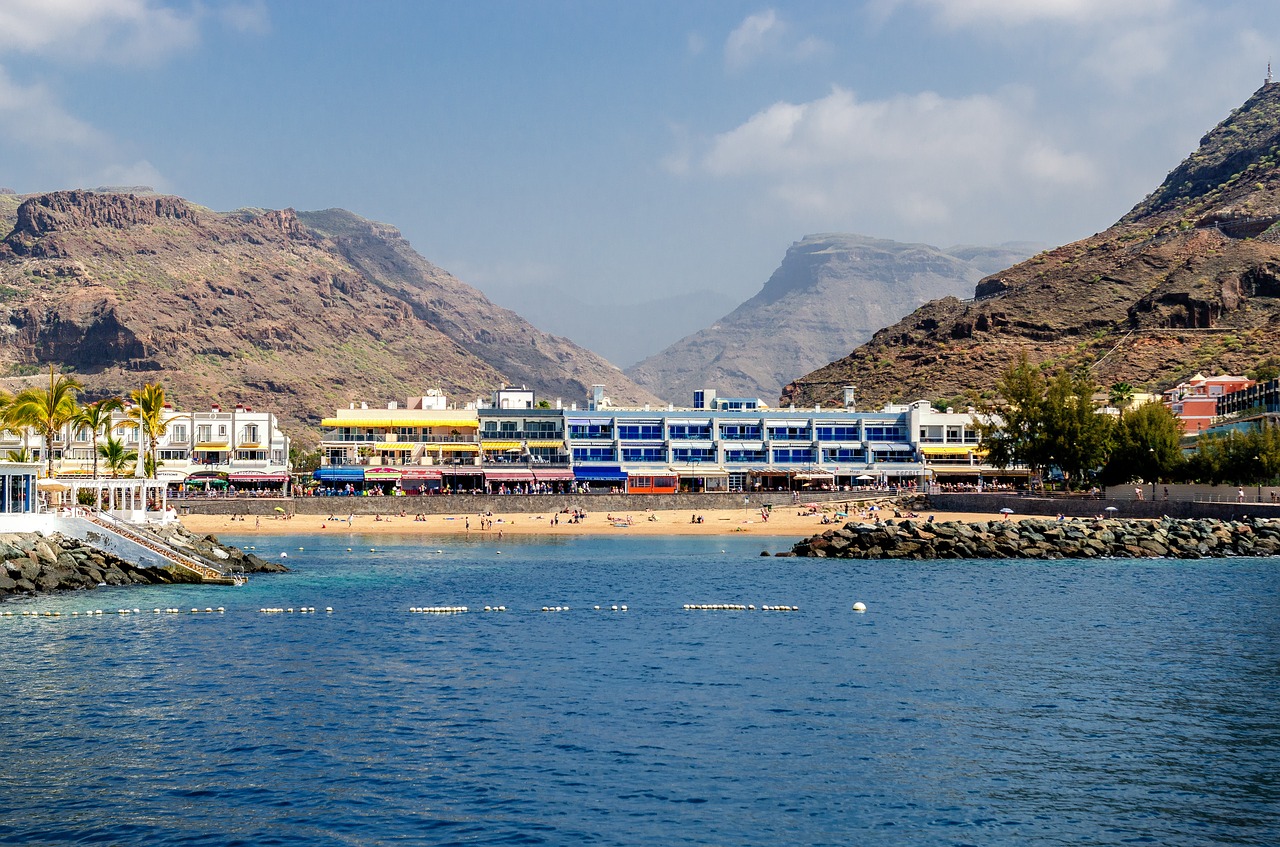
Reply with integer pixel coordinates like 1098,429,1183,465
696,86,1098,233
901,0,1176,27
0,66,104,148
724,8,827,72
0,0,201,64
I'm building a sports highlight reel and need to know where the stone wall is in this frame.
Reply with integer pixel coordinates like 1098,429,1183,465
928,492,1280,521
177,489,875,517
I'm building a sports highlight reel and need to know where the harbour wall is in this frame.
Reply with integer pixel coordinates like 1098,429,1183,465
177,490,881,517
928,493,1280,521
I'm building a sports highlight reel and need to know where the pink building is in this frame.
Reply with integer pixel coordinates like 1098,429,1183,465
1162,373,1254,434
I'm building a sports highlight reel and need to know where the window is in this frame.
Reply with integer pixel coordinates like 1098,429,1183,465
243,424,259,443
725,449,766,463
572,446,617,462
822,448,862,462
672,447,715,463
218,425,227,438
236,450,267,461
621,446,665,462
617,423,662,440
568,423,613,439
668,423,712,440
772,447,815,463
170,424,188,443
719,423,762,440
500,421,518,433
159,449,187,461
767,425,811,441
864,425,907,442
871,447,915,463
196,425,211,443
815,425,859,441
123,426,139,444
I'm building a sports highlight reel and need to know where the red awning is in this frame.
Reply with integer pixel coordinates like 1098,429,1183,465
532,469,575,481
400,469,442,480
484,470,535,482
228,472,289,483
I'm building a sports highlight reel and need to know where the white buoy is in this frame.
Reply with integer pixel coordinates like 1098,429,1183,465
852,601,867,613
326,607,333,613
620,605,628,611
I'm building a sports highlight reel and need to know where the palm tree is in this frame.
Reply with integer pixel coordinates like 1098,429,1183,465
97,435,137,479
8,365,82,476
72,397,124,479
6,448,32,463
122,383,168,479
1108,382,1136,414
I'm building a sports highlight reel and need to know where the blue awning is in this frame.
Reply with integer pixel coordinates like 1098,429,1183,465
573,466,627,480
313,467,366,482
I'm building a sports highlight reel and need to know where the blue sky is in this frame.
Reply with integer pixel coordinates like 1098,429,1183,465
1,0,1278,365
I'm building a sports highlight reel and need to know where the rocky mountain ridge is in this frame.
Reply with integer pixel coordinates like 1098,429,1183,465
782,82,1280,408
0,190,659,444
626,234,1035,404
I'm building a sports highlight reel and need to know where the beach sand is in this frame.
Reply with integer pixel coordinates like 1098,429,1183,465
179,504,1030,539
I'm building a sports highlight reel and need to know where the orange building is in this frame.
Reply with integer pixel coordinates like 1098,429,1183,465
1162,373,1254,434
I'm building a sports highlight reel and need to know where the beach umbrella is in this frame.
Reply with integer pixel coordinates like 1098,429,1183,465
274,506,285,513
1104,506,1118,513
855,474,874,481
999,507,1014,514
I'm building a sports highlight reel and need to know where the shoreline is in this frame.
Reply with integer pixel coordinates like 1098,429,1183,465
179,504,1032,539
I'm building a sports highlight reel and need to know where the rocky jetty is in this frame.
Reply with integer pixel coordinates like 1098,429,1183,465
0,532,181,598
0,523,284,600
786,516,1280,560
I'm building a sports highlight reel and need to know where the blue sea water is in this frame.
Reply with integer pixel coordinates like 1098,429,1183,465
1,533,1277,846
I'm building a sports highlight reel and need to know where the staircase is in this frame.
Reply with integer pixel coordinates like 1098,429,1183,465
85,514,245,585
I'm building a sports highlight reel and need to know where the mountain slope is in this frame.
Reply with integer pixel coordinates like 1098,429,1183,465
626,234,1035,404
0,191,658,444
782,82,1280,408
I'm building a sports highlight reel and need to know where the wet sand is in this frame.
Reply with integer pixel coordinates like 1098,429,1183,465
179,504,1033,539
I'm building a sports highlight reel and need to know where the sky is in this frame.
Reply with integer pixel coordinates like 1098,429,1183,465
1,0,1278,366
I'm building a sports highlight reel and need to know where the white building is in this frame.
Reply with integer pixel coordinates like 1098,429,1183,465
2,401,291,492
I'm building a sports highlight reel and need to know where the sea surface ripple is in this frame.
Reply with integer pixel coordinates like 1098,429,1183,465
1,533,1276,846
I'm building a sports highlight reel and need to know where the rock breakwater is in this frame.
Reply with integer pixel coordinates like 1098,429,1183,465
0,522,283,600
0,532,179,599
787,516,1280,560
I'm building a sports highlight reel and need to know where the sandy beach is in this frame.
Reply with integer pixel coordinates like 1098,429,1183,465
179,503,1027,539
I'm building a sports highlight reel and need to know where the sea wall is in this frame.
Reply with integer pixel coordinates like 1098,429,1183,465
0,532,185,599
786,516,1280,560
928,493,1280,521
179,490,870,517
0,521,283,601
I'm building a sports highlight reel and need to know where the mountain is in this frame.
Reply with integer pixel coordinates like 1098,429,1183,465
625,234,1037,405
782,82,1280,409
0,190,660,444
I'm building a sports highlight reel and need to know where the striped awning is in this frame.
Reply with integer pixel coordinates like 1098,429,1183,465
363,467,403,480
485,470,535,482
229,472,289,483
480,441,523,450
532,469,574,481
919,445,980,456
525,440,565,448
374,442,413,451
428,443,479,452
400,469,442,480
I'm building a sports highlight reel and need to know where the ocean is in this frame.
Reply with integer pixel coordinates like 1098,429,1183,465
2,533,1277,846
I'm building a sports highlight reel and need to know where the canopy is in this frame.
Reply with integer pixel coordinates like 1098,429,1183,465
480,441,523,450
400,468,442,480
186,471,229,481
229,472,289,483
363,467,403,481
525,440,565,448
532,469,575,481
484,470,535,482
919,445,979,456
313,467,365,482
573,466,627,481
373,442,413,451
